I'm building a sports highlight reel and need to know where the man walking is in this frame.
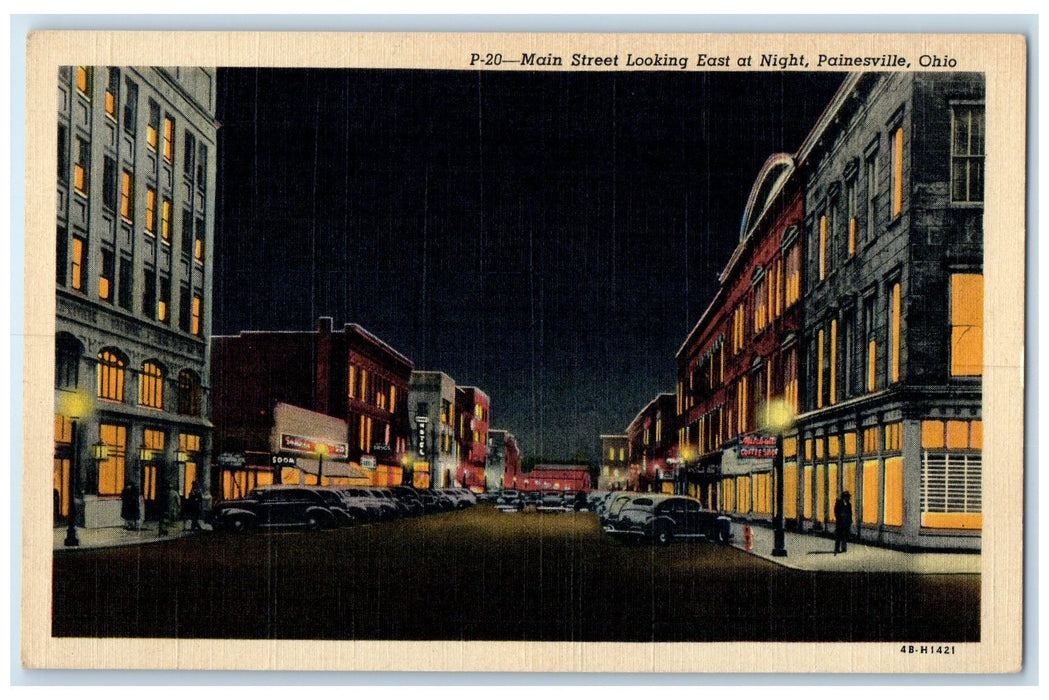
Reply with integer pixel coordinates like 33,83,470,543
834,491,853,554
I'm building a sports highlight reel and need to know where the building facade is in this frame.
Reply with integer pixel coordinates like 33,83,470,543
485,429,521,491
408,371,459,489
793,72,984,550
503,463,591,493
626,394,678,493
55,66,217,527
455,387,490,491
675,153,805,516
599,434,630,490
211,317,413,494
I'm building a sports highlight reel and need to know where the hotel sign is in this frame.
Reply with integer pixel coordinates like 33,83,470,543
738,434,778,459
416,417,428,457
279,433,348,458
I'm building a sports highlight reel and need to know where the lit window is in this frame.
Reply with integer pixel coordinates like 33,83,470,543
889,282,901,383
71,237,85,292
158,276,170,323
829,318,837,405
785,243,801,307
98,424,127,497
97,349,126,402
163,116,175,163
139,361,164,409
891,126,904,218
74,138,89,195
76,66,92,98
190,294,201,335
161,199,172,242
818,214,827,281
950,273,983,376
120,170,133,222
816,328,825,409
105,68,119,119
99,248,114,302
147,100,159,151
951,105,985,203
145,188,156,233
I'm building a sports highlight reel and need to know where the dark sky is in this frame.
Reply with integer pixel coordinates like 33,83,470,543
213,68,844,460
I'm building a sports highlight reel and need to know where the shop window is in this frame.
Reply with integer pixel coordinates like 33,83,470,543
783,463,799,520
97,349,126,402
802,465,813,519
861,459,880,525
178,370,202,416
828,463,839,521
950,273,984,376
844,432,857,457
815,464,826,522
97,424,127,497
891,125,904,218
139,361,164,409
951,104,985,203
180,433,202,498
843,462,857,504
921,452,981,529
142,428,165,501
884,456,904,526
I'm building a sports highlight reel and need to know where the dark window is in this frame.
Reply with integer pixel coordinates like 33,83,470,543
57,124,68,183
56,226,68,286
178,370,202,416
102,156,117,210
118,256,132,310
123,78,138,134
181,210,193,255
194,217,205,261
196,143,207,190
105,68,120,119
183,130,196,177
951,104,985,203
158,276,171,324
141,268,156,318
179,284,191,332
55,335,80,390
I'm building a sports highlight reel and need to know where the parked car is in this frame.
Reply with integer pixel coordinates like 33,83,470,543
494,489,523,512
339,487,394,521
211,486,336,532
599,492,634,528
415,490,450,513
536,491,565,513
603,494,732,545
437,488,475,509
373,488,420,516
308,488,359,527
562,490,587,511
390,486,428,515
586,490,609,512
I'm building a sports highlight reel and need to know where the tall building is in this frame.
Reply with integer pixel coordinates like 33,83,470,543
485,429,520,491
408,371,459,489
626,393,677,493
794,72,984,550
211,317,413,494
455,386,490,491
55,66,217,527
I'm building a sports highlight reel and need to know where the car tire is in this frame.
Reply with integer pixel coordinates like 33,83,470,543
655,526,672,545
228,515,248,532
717,527,730,544
305,514,321,531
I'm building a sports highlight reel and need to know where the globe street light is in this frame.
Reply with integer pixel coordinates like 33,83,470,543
58,389,93,547
764,398,796,558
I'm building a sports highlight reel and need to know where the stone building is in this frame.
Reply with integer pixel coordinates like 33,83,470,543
55,66,217,527
408,371,460,489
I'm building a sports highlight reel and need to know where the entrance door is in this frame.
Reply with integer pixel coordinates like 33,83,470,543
142,462,160,519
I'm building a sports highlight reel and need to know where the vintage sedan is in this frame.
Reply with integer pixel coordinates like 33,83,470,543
603,494,732,545
211,486,337,532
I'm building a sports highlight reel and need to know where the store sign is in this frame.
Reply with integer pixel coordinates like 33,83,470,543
361,455,377,470
738,434,778,459
279,433,348,458
372,443,393,454
416,418,428,457
217,452,245,467
271,455,298,467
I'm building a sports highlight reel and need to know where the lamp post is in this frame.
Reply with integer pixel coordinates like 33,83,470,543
315,443,328,486
59,390,93,547
764,398,796,558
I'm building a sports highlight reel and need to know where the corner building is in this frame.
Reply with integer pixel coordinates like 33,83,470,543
794,72,984,550
55,66,217,527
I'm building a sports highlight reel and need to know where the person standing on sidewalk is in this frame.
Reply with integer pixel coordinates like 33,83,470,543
121,483,141,530
185,480,204,531
834,491,853,554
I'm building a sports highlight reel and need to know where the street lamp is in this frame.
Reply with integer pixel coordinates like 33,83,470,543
315,443,328,486
764,398,796,558
58,390,93,547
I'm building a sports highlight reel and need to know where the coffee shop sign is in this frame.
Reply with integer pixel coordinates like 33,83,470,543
737,434,778,459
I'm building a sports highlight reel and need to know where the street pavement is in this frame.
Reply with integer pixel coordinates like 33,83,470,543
55,515,980,574
725,519,980,574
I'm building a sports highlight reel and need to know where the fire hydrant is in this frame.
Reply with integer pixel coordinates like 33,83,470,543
743,524,754,552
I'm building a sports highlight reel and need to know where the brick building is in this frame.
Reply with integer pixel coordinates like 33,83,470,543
55,66,217,527
455,387,490,491
626,393,678,493
599,434,630,490
211,317,413,495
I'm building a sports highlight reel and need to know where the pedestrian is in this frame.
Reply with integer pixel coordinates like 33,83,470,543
185,480,204,531
121,483,141,530
834,491,853,554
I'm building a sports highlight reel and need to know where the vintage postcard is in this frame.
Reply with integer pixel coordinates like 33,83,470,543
21,31,1026,673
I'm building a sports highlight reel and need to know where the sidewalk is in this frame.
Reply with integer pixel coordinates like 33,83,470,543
53,522,212,552
725,520,980,574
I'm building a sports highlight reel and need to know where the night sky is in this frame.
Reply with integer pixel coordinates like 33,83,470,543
213,69,844,460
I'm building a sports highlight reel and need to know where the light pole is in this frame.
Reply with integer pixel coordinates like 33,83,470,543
58,390,93,547
315,443,328,485
764,398,796,558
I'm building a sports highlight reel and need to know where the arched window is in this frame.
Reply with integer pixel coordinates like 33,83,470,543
178,370,202,416
97,349,126,402
55,334,81,390
139,361,165,409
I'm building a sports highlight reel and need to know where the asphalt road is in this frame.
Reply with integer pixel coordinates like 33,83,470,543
52,505,980,642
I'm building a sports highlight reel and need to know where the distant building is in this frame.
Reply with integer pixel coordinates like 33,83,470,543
626,394,678,494
55,66,217,527
408,371,459,489
455,387,490,491
599,434,629,489
504,462,590,493
211,317,413,496
485,429,521,491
